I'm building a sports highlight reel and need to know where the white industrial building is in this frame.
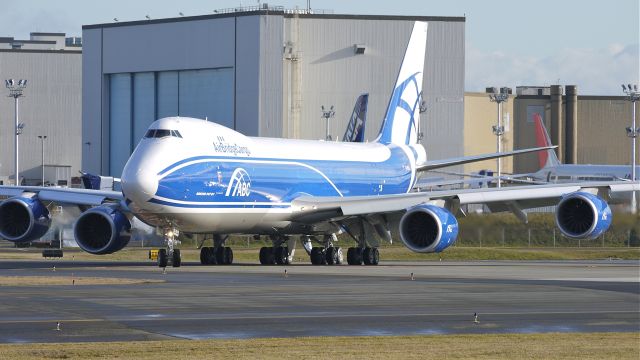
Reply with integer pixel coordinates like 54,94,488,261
82,7,466,176
0,33,81,186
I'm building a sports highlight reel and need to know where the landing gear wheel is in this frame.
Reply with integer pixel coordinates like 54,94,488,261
310,247,326,265
371,247,379,265
363,247,378,265
200,247,215,265
325,247,338,265
347,247,363,265
215,247,225,264
200,247,207,265
335,247,343,265
275,247,289,265
172,249,181,267
157,249,168,268
259,247,275,265
224,247,233,265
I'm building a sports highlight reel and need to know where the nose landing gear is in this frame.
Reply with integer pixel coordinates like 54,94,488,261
158,227,182,268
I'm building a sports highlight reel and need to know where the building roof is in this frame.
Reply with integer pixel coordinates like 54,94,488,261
83,10,465,30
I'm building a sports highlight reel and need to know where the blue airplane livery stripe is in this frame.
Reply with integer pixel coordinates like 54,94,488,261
153,147,413,206
148,198,291,209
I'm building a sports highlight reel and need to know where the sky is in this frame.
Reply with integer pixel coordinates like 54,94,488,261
1,0,638,95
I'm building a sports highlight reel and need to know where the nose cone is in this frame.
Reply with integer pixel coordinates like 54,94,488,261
121,165,158,205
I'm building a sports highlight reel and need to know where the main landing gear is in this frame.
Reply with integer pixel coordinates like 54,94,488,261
158,227,182,268
259,235,296,265
302,234,344,265
199,234,234,265
346,246,379,265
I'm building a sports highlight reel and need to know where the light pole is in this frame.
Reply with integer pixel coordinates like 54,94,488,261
38,135,47,186
321,105,335,141
486,86,512,188
622,84,639,214
5,79,27,186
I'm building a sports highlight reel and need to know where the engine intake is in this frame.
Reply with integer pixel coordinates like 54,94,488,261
399,205,458,253
556,192,611,240
0,197,51,242
74,206,131,254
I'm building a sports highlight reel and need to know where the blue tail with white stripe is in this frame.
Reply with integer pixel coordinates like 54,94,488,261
376,22,428,146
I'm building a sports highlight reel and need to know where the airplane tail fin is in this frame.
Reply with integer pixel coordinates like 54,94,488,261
533,113,560,169
342,93,369,142
376,21,428,145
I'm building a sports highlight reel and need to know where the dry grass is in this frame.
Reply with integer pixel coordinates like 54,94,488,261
0,276,164,286
0,332,637,359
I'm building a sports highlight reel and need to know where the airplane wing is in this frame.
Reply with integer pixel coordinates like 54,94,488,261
417,146,556,172
291,181,638,223
0,186,123,206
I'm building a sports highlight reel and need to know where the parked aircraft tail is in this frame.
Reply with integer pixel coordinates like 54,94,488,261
376,21,427,146
533,113,561,169
342,93,369,142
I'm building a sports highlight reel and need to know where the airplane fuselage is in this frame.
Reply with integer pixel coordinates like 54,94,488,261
121,117,426,234
534,164,640,182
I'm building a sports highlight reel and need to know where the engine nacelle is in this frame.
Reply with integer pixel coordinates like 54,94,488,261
0,197,51,242
74,206,131,254
399,205,459,253
555,192,612,240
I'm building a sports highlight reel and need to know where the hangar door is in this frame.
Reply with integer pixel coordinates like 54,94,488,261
108,68,233,176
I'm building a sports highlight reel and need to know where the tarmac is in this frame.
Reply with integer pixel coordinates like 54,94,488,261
0,259,638,343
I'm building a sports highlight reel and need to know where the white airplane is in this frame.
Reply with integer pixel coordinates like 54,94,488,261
528,113,640,182
0,22,636,268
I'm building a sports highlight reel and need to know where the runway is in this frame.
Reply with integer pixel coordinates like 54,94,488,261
0,259,638,343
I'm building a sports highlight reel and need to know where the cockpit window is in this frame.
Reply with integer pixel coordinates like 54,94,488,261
144,129,182,139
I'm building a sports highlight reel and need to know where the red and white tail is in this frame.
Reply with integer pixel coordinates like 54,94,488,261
533,113,560,169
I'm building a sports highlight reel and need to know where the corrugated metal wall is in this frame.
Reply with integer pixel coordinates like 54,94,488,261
0,51,81,184
83,13,466,175
279,17,465,159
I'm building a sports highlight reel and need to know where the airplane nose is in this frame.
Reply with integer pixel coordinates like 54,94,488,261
121,167,158,204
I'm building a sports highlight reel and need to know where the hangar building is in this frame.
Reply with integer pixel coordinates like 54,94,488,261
82,7,466,176
0,33,81,186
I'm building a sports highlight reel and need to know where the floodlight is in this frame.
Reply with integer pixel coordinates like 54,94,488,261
113,18,119,22
622,84,627,91
179,12,184,16
4,79,9,87
23,80,27,87
629,84,633,91
145,15,151,20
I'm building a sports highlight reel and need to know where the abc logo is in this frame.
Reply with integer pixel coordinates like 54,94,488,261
225,168,251,197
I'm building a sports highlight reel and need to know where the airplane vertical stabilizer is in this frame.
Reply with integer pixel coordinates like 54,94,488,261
533,113,561,169
342,93,369,142
376,21,428,145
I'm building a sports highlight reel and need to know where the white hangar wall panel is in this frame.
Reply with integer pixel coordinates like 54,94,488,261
101,19,236,73
235,15,261,136
258,15,284,138
0,50,81,183
82,28,103,174
281,17,465,161
422,21,465,162
286,18,413,142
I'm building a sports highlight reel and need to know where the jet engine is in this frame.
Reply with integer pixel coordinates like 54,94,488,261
399,205,458,253
555,192,612,240
0,197,51,242
74,205,131,254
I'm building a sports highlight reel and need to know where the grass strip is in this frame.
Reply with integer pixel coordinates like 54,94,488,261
0,332,637,359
